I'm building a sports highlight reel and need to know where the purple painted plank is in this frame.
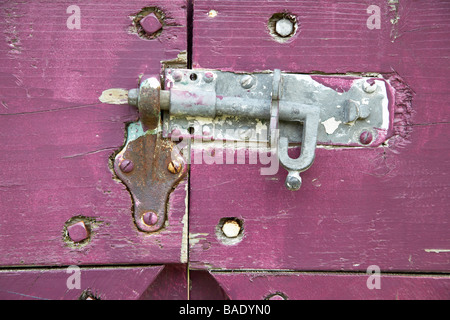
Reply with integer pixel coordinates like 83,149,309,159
0,1,189,266
189,270,230,300
140,264,188,300
189,124,450,271
189,0,450,272
212,272,450,300
0,266,163,300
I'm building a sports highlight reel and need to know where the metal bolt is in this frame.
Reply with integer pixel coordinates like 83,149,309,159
128,88,138,106
168,159,182,174
268,294,286,300
202,125,211,136
142,211,158,226
172,70,183,82
275,18,294,37
222,220,241,238
240,75,255,89
204,72,214,83
139,13,163,35
285,172,302,191
67,221,90,243
363,79,377,94
119,159,134,173
360,130,373,145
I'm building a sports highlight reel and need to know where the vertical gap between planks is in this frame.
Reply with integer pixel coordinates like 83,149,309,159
186,0,194,300
187,0,194,69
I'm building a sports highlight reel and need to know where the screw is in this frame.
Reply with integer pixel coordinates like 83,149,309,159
168,159,182,174
139,13,163,35
119,159,134,173
202,125,211,136
240,75,255,89
360,130,373,145
172,70,183,82
67,221,90,243
204,72,214,83
222,220,241,238
363,79,377,93
275,18,294,37
142,211,158,226
268,293,286,300
127,88,138,106
285,172,302,191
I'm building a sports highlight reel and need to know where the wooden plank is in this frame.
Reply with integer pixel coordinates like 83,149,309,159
140,264,188,300
189,0,450,271
211,271,450,300
0,265,163,300
0,0,189,266
189,270,230,300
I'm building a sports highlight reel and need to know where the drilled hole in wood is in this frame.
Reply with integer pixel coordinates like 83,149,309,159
268,12,298,43
216,217,244,245
131,7,165,40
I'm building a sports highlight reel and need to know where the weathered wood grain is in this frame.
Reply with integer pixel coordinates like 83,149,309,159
0,265,163,300
0,0,188,266
211,271,450,300
189,270,230,300
140,264,188,300
189,0,450,271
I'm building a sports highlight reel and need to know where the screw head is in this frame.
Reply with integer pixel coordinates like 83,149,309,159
139,13,163,35
202,125,211,136
360,130,373,145
119,159,134,173
285,172,302,191
240,75,255,89
168,160,182,174
363,79,377,93
275,18,294,37
268,293,286,300
67,221,90,243
204,72,214,83
142,211,158,226
172,70,183,82
222,220,241,238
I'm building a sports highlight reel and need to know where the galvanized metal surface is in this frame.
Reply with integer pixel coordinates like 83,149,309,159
161,68,393,148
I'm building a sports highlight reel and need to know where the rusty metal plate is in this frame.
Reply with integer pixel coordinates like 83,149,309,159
114,133,186,232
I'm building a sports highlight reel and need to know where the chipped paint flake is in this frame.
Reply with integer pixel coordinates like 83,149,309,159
189,233,209,248
321,117,341,135
180,182,189,263
99,88,128,104
424,249,450,254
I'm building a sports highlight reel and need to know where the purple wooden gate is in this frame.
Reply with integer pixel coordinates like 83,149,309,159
0,0,449,300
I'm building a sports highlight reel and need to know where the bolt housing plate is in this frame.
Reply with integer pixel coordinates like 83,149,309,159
162,69,395,148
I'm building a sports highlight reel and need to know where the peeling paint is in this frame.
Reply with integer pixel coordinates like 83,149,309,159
189,233,209,248
424,249,450,254
99,88,128,105
321,117,341,135
180,182,189,263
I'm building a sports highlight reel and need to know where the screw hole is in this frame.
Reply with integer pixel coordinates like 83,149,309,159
216,217,244,245
190,73,198,81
